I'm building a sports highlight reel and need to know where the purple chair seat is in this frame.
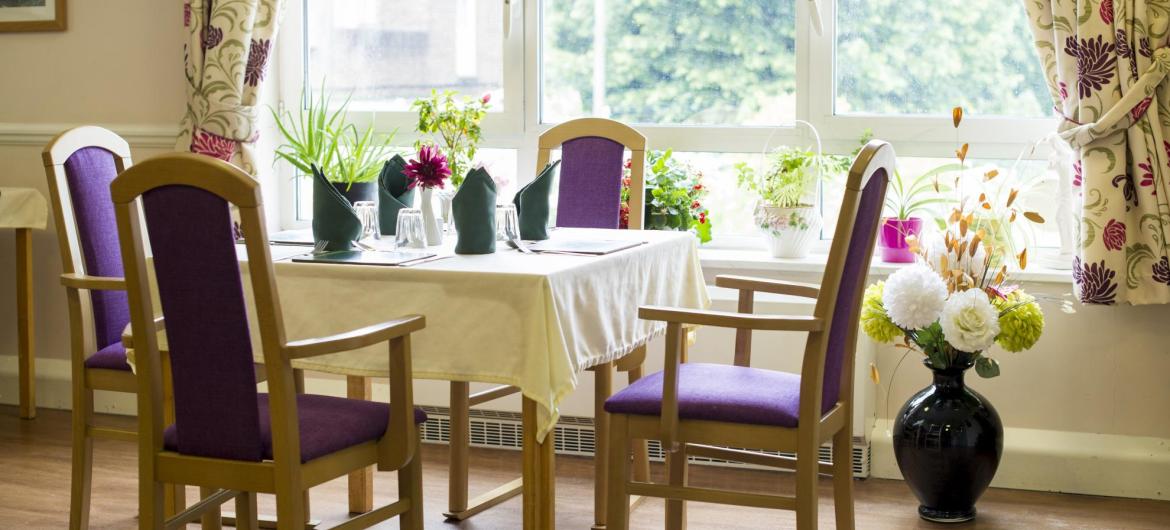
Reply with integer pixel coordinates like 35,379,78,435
165,394,427,463
84,343,132,371
605,363,808,428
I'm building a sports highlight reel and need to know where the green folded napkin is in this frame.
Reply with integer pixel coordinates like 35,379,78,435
378,155,417,235
453,167,497,255
311,164,362,251
512,160,559,241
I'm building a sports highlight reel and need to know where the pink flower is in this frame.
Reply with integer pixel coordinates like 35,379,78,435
1100,0,1114,24
404,145,452,190
481,93,492,105
1059,81,1069,101
1073,160,1083,187
1103,219,1126,251
190,129,236,162
1139,158,1157,195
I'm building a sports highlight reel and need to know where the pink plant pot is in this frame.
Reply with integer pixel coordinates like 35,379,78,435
880,217,923,263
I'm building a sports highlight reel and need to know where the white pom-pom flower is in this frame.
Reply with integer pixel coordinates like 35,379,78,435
882,264,948,329
939,288,1001,353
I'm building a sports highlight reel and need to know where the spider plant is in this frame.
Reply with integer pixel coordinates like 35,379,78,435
885,164,961,220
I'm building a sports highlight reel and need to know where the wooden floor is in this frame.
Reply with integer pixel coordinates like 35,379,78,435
3,407,1168,529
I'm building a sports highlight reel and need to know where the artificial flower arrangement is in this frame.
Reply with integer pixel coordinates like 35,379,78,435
411,90,491,187
619,149,713,243
861,108,1047,378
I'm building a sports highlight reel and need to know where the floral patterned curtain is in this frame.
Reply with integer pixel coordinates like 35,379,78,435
178,0,283,176
1022,0,1170,305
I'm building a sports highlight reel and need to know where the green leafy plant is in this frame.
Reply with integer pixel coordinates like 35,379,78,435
885,165,961,220
620,150,712,243
272,85,396,190
734,146,850,208
412,90,490,187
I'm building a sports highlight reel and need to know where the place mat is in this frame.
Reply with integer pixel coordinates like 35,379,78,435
527,239,645,255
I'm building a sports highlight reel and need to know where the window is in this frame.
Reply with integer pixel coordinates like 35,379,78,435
279,0,1060,247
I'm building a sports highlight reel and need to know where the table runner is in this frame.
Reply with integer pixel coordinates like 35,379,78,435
0,187,48,229
134,228,709,439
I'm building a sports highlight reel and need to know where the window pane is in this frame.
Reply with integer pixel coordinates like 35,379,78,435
835,0,1049,117
541,0,796,125
306,0,504,111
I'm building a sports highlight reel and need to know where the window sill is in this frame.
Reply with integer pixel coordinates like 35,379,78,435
697,247,1074,285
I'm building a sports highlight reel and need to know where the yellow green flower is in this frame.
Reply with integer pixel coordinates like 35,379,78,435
994,291,1044,352
861,282,903,343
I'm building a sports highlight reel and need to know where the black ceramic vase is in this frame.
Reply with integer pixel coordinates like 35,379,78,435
892,358,1003,523
333,181,377,205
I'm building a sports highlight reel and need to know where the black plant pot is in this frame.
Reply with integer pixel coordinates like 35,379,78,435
333,181,376,205
892,359,1003,523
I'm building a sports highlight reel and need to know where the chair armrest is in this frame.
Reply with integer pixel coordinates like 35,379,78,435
639,306,823,332
121,317,165,349
715,275,820,299
60,273,125,291
283,315,425,360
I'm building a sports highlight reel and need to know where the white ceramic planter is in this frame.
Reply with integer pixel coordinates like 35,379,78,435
755,203,822,259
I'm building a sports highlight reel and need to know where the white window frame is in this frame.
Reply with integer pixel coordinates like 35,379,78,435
276,0,1060,249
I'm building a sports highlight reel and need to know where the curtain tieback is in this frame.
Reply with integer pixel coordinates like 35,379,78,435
1059,48,1170,150
186,97,260,144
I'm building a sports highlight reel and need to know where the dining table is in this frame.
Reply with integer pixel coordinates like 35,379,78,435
1,187,49,419
129,226,709,529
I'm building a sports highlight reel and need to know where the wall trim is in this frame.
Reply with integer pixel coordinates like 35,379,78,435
0,122,179,148
870,419,1170,502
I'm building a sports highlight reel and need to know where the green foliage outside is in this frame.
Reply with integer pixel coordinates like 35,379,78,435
543,0,1049,126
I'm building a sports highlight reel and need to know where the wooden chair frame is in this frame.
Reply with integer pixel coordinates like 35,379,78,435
43,126,195,529
110,153,426,530
605,140,895,530
443,118,652,528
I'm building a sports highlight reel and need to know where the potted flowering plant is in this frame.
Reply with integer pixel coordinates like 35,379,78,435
412,89,490,188
619,150,712,242
859,108,1046,523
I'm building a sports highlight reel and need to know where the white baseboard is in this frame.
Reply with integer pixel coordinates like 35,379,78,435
870,419,1170,501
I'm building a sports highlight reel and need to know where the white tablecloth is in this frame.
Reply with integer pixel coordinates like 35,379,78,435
0,187,48,230
137,228,709,439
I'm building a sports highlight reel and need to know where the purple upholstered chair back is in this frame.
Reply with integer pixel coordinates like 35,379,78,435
821,169,889,409
142,185,263,461
556,136,627,228
63,147,132,350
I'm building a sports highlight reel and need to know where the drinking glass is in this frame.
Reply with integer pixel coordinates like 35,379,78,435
353,201,379,241
498,204,520,242
395,208,427,250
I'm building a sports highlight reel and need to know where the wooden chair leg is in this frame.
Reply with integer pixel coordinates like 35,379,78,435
832,427,855,530
16,228,35,419
346,376,374,514
626,365,651,484
448,381,470,515
605,414,630,530
199,486,222,530
234,491,259,530
68,386,93,530
275,484,306,530
665,443,688,530
139,468,165,530
593,362,613,530
398,434,425,530
795,438,819,530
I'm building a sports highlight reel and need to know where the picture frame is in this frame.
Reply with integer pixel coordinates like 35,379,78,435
0,0,66,32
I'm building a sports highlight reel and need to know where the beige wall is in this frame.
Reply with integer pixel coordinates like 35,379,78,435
0,1,183,372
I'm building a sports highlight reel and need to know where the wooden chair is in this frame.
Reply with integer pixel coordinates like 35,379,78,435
110,152,426,530
604,140,895,530
42,126,191,529
443,118,652,528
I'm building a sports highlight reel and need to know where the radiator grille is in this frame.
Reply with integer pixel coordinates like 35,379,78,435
416,405,870,478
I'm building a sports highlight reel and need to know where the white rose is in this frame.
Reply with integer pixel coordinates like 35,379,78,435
882,264,948,330
939,288,1001,353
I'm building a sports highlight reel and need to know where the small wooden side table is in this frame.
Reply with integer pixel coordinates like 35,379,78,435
1,187,48,419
